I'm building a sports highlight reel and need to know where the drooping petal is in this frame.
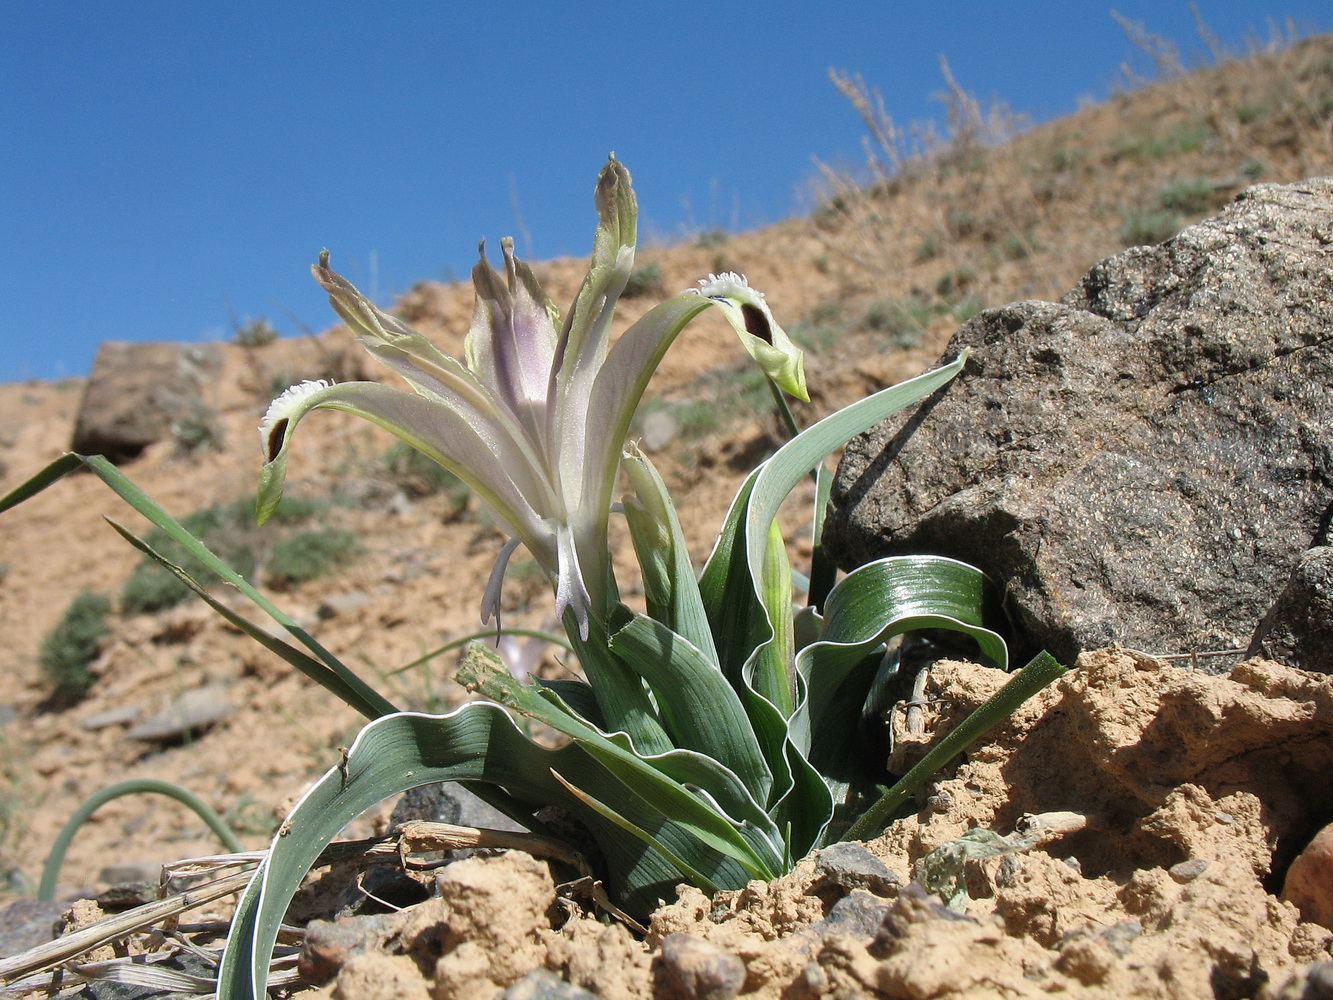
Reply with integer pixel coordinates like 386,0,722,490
465,239,559,447
692,272,808,401
313,252,496,416
257,380,556,574
480,535,524,628
552,520,593,640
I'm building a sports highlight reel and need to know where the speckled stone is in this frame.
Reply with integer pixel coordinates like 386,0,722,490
826,178,1333,666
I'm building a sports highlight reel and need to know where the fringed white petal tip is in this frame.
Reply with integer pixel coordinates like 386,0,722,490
691,271,761,303
258,380,332,449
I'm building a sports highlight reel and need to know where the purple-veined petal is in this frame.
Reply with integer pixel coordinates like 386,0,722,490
257,381,556,574
465,239,560,454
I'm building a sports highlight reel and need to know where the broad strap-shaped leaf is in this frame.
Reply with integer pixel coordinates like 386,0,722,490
695,353,971,849
620,447,719,663
793,555,1008,757
217,699,776,999
608,613,771,801
461,646,783,872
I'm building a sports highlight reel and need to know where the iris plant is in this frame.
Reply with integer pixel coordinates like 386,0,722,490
258,157,805,639
0,157,1067,1000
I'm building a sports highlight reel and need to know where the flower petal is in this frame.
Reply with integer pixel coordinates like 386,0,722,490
465,239,559,448
313,252,497,415
549,157,638,499
692,272,808,401
257,380,556,573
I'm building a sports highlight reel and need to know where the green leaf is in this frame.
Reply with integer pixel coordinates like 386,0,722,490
841,650,1068,842
608,613,771,801
105,520,391,721
217,700,774,999
460,646,782,874
621,447,719,663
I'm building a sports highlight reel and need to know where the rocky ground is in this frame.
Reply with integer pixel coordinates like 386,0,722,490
1,31,1332,1000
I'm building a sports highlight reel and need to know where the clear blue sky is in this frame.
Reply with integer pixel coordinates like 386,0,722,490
2,2,1326,381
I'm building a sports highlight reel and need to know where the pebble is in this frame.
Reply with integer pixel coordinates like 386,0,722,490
811,842,901,898
125,685,233,743
318,590,372,620
656,932,746,1000
1168,859,1209,883
80,704,143,731
1282,821,1333,928
498,969,602,1000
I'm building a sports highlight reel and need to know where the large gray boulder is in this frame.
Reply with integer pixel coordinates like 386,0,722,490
70,341,221,461
825,178,1333,668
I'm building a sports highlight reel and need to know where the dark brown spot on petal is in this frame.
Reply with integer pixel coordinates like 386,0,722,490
266,419,289,463
741,303,773,344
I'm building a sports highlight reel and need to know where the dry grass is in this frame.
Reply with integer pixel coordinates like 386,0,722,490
808,21,1333,335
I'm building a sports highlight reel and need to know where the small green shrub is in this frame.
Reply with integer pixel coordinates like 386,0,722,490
866,294,943,349
383,441,471,511
1119,209,1183,247
1235,103,1267,125
1156,177,1217,214
267,528,363,587
789,322,843,355
945,208,976,237
621,263,664,298
1049,147,1084,172
39,591,111,702
121,496,324,613
694,229,729,249
235,318,279,347
935,268,974,300
171,401,223,455
1237,158,1265,181
914,235,942,262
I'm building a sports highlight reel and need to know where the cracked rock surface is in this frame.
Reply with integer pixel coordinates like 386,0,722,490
825,177,1333,666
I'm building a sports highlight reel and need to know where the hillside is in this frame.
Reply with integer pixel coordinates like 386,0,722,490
0,30,1330,914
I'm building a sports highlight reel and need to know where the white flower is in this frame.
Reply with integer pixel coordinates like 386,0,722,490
256,157,807,639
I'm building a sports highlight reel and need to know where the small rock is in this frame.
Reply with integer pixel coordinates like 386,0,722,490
639,410,679,453
318,590,372,620
498,969,602,1000
1169,859,1209,883
811,842,901,898
1249,546,1333,673
333,865,429,917
70,341,222,462
390,781,525,834
656,932,747,1000
1305,962,1333,1000
1282,821,1333,928
0,898,66,958
81,704,143,731
126,685,232,742
816,890,892,941
872,884,975,955
98,861,162,885
298,912,400,986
